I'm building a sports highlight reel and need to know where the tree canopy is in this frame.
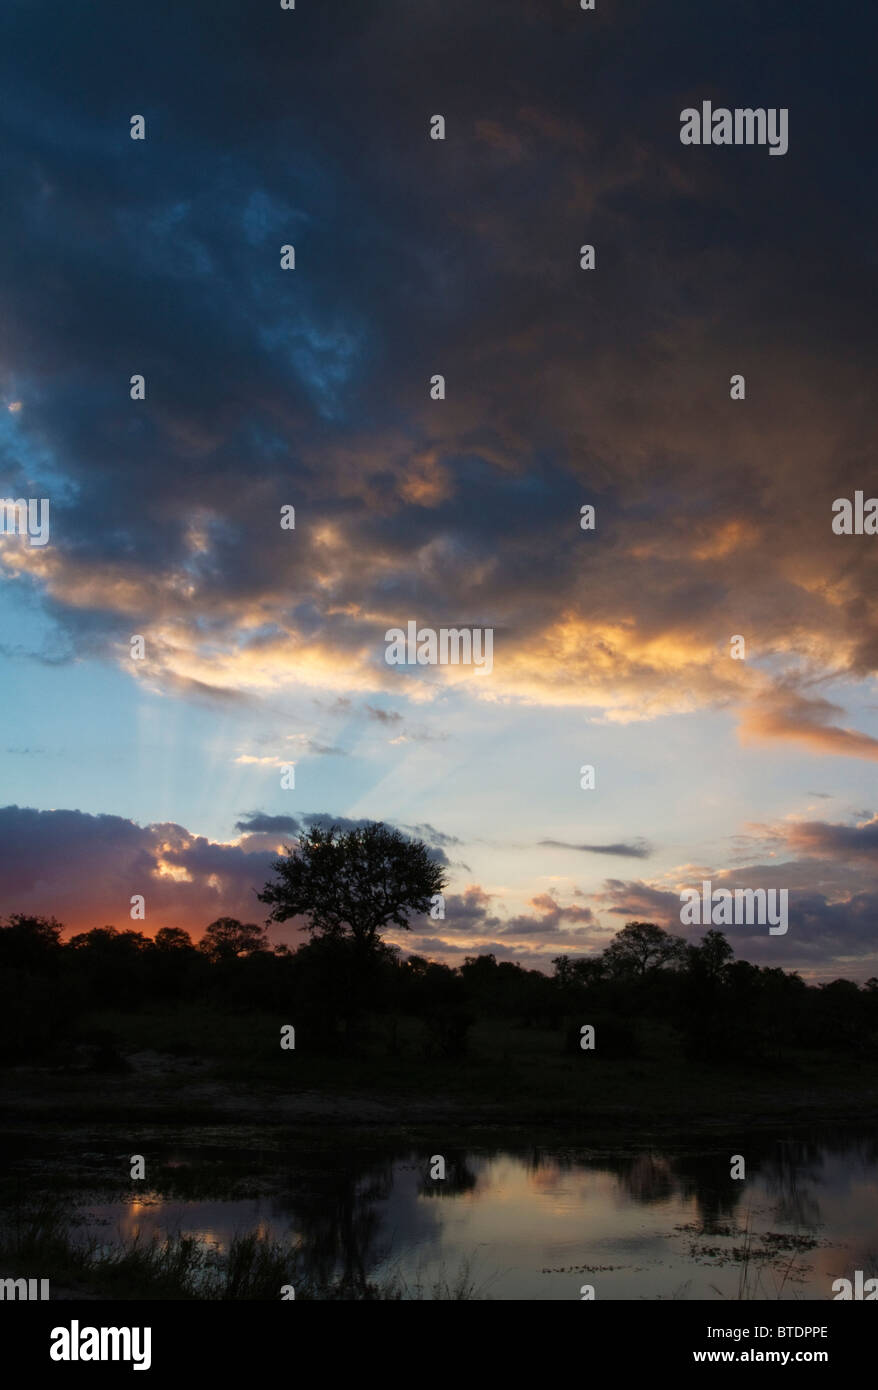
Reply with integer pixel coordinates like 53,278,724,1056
258,821,447,953
198,917,269,963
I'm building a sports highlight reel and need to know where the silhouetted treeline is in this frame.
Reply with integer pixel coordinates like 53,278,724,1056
0,913,876,1065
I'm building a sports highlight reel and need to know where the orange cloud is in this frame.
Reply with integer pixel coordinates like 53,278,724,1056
738,692,878,762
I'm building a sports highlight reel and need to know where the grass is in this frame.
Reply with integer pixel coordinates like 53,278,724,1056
696,1211,816,1300
0,1201,489,1300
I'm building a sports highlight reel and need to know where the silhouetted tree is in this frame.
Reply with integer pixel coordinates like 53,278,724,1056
258,822,446,959
154,926,195,952
687,929,734,982
0,913,63,972
65,925,151,1009
603,922,686,978
198,917,269,964
259,823,446,1049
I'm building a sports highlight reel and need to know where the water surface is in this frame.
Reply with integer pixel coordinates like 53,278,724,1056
75,1134,878,1299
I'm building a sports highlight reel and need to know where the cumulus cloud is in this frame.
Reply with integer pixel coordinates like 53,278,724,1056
0,805,275,937
0,0,875,762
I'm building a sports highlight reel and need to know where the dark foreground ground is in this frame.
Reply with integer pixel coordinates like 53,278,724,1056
3,1004,877,1137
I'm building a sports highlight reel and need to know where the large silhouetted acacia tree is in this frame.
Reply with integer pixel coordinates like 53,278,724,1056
258,822,446,959
602,921,687,978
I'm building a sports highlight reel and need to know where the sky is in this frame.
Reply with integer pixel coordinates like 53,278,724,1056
1,0,877,980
